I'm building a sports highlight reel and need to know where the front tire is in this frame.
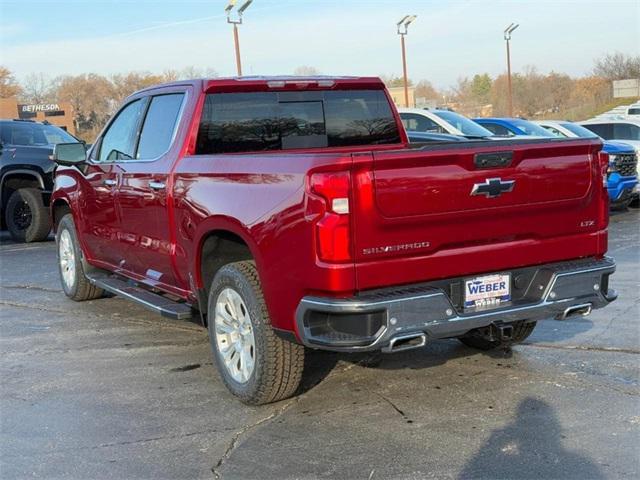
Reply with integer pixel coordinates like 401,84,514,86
56,214,104,301
458,320,537,350
6,188,51,243
208,261,304,405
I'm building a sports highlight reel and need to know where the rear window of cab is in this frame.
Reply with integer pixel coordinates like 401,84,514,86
195,90,401,154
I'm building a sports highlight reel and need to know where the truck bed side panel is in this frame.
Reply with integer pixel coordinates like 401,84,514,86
172,152,355,332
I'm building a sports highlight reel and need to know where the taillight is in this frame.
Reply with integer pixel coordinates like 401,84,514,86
309,172,352,262
598,151,610,188
597,151,610,230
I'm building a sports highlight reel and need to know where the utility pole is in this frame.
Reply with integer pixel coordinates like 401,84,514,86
396,15,417,108
225,0,253,76
504,23,519,117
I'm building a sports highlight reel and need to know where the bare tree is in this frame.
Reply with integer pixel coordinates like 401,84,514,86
593,52,640,80
414,79,441,101
19,73,56,104
0,66,22,98
379,74,412,87
161,67,218,82
110,72,164,104
56,74,115,140
293,66,321,76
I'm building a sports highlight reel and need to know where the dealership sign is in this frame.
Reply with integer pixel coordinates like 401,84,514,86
20,104,61,113
17,103,66,119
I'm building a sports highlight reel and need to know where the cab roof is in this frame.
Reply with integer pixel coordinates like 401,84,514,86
133,76,386,96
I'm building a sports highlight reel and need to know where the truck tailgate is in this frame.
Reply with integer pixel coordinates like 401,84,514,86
351,138,606,290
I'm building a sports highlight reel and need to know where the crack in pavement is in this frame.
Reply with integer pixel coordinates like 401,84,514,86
211,398,300,479
91,428,238,450
2,284,62,293
2,427,240,458
0,301,205,333
0,301,68,314
0,245,51,253
2,340,210,358
372,391,412,423
522,342,639,355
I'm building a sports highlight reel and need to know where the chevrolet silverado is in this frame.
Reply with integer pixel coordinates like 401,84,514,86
51,76,617,404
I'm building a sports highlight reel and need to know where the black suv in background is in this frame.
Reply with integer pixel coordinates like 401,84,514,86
0,119,81,242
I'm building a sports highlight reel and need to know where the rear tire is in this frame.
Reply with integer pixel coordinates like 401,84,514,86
6,188,51,243
208,261,304,405
56,214,104,301
458,320,537,350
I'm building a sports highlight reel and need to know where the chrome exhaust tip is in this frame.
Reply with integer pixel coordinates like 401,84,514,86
383,333,427,353
556,303,592,321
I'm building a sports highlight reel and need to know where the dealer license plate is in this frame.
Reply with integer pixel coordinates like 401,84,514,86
464,274,511,308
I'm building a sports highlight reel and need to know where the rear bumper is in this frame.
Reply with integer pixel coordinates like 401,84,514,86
295,257,617,352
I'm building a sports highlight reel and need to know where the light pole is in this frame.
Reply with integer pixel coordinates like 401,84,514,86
504,22,519,117
396,15,417,108
225,0,253,76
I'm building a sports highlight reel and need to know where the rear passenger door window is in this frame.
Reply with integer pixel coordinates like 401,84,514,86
136,93,185,160
97,99,144,162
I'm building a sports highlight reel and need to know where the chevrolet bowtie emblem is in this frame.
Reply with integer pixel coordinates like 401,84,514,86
471,178,515,198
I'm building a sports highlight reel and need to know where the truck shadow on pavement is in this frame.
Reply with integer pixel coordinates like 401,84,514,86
458,397,604,479
297,340,516,395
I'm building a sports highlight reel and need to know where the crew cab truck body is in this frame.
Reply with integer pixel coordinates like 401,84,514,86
51,77,617,404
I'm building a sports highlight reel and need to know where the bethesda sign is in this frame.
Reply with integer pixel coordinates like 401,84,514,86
20,104,61,113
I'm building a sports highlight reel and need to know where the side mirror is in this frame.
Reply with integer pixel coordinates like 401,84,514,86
53,143,87,166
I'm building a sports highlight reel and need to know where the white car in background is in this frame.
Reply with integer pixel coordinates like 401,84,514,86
578,118,640,163
398,108,496,139
534,120,639,207
532,120,599,139
596,103,640,118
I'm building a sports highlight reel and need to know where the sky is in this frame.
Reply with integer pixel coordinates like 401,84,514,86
1,0,638,90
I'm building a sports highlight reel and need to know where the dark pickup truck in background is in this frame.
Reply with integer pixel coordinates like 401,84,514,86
0,119,81,242
50,76,617,404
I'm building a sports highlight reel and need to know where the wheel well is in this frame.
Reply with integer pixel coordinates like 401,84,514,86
200,231,253,289
1,173,43,210
52,200,72,231
199,230,253,308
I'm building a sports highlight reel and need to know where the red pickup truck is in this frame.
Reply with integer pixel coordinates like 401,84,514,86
51,76,617,404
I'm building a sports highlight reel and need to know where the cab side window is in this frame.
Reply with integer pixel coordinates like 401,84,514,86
137,93,185,160
613,123,640,141
582,123,612,139
482,123,513,136
401,114,443,133
542,126,564,137
97,99,144,162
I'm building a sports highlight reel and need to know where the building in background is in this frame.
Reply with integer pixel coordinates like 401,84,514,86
387,85,415,108
0,98,76,135
613,79,640,98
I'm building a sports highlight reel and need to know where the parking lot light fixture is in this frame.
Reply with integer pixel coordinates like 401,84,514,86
226,0,253,76
504,22,519,117
397,14,417,108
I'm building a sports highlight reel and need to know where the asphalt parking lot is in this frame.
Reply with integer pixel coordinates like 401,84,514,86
1,210,638,480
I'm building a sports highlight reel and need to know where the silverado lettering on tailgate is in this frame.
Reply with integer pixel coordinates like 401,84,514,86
362,241,431,256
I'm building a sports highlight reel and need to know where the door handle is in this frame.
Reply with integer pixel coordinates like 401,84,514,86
149,181,166,191
103,179,117,187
